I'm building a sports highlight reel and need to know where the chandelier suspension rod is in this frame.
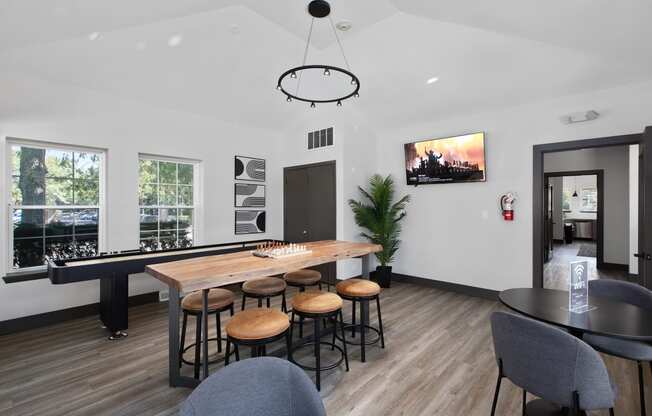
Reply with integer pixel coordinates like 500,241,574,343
328,16,352,71
296,17,316,96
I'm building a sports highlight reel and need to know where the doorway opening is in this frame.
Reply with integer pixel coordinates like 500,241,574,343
533,127,652,290
543,170,605,290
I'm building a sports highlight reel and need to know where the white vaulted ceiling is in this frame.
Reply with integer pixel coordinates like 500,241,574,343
1,0,651,128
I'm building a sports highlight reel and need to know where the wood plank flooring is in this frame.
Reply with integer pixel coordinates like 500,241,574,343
0,282,647,415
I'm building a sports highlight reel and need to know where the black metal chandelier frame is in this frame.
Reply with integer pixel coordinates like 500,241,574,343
276,0,360,108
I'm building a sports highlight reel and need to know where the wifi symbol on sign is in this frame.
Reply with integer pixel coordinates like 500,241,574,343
574,264,585,277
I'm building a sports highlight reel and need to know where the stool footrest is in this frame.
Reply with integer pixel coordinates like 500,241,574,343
180,338,223,366
289,341,346,372
336,324,381,346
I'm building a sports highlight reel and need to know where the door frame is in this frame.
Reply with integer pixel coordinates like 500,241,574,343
533,132,645,288
283,160,337,241
543,170,605,268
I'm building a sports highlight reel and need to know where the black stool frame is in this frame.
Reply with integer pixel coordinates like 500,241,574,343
286,283,322,338
179,302,235,379
337,293,385,363
241,287,287,312
289,308,349,391
224,329,292,365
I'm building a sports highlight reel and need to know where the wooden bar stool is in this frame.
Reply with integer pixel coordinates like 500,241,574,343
284,269,322,338
224,308,291,365
179,288,235,379
335,278,385,363
289,291,349,391
241,277,287,312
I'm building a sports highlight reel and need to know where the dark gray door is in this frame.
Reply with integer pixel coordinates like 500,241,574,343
284,161,336,284
639,129,652,289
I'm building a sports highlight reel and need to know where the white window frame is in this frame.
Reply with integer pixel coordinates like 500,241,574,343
5,138,107,274
138,153,202,249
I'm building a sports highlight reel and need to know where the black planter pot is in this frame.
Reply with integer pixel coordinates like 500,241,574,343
371,265,392,288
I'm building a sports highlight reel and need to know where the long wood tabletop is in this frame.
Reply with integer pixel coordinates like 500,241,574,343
146,240,382,292
146,239,381,388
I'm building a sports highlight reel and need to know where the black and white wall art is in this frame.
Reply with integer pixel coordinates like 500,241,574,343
234,156,265,182
235,210,266,234
234,183,265,207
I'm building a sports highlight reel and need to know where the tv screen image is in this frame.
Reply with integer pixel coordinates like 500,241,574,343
404,132,486,185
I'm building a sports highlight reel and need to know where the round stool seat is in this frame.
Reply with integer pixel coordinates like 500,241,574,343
292,291,342,314
242,277,287,296
226,308,290,340
182,288,235,312
336,278,380,298
284,269,322,286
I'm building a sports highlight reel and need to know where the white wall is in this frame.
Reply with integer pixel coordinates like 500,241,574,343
630,144,640,275
375,80,652,291
545,147,629,265
0,73,283,321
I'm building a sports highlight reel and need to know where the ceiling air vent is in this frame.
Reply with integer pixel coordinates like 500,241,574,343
308,127,333,150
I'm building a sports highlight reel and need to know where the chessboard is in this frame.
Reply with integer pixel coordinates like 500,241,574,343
252,242,312,259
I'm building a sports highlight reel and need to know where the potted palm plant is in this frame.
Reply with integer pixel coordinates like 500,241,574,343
348,174,410,288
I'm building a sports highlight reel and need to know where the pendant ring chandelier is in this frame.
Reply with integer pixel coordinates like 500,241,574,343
276,0,360,108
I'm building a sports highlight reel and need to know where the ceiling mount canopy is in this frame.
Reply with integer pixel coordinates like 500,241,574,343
277,0,360,108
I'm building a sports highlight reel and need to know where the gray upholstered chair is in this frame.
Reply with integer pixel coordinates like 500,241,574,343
490,311,615,415
583,279,652,416
180,357,326,416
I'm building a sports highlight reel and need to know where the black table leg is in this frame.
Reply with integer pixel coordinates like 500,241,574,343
202,289,209,379
360,255,370,332
100,272,128,340
168,285,199,388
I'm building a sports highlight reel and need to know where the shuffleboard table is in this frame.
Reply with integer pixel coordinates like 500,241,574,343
46,239,283,339
145,239,382,388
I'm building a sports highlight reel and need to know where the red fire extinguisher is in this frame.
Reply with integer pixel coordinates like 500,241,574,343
500,192,517,221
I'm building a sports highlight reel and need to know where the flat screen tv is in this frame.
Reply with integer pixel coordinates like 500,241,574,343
404,132,486,185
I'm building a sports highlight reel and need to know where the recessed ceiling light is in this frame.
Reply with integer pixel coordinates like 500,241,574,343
88,32,102,41
427,77,439,85
336,21,353,31
168,34,183,47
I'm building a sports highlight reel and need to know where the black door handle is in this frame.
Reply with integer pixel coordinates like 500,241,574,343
634,253,652,260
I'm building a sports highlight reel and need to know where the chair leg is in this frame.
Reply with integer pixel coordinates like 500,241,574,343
314,316,321,391
281,292,287,313
235,344,240,361
216,311,222,353
299,315,304,338
339,310,350,371
225,339,231,366
351,300,356,338
319,282,322,290
193,315,202,379
230,304,234,316
179,312,188,368
266,297,271,308
490,361,503,416
610,408,615,416
376,296,385,349
258,298,263,308
639,361,647,416
241,294,246,311
286,330,293,361
522,389,526,416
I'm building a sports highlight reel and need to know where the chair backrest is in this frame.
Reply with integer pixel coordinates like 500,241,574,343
491,311,614,410
589,279,652,310
180,357,326,416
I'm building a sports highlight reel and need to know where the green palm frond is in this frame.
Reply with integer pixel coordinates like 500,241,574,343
348,174,410,266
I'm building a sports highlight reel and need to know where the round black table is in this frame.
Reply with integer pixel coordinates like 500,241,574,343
499,288,652,341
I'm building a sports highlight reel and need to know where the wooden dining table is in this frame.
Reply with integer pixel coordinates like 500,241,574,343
145,240,381,388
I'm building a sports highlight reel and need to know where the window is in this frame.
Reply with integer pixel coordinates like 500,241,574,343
562,190,572,212
9,142,104,271
138,156,197,251
581,188,598,212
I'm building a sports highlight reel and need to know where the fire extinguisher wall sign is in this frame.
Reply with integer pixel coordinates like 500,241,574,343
500,192,517,221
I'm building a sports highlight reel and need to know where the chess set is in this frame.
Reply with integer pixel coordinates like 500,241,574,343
252,242,312,259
